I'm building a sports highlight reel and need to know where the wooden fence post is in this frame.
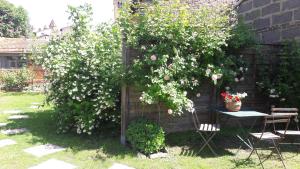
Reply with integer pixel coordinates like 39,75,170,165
120,38,129,145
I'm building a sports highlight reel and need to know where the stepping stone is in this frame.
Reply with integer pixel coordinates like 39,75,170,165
0,123,7,127
8,115,29,120
31,102,41,105
109,163,135,169
1,128,28,135
0,139,16,148
29,105,39,109
24,144,66,157
1,110,22,114
28,159,77,169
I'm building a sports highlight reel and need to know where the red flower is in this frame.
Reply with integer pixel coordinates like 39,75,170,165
221,92,228,98
235,96,240,102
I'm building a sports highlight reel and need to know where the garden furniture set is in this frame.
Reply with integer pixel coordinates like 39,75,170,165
192,107,299,169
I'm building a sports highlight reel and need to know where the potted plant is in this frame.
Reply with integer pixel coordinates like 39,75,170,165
221,92,247,112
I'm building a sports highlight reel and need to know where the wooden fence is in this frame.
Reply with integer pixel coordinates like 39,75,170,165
120,44,281,144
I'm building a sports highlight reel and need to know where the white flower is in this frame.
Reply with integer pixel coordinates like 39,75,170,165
240,77,245,81
150,55,157,61
270,89,275,94
205,69,211,76
280,98,286,101
196,93,201,97
211,74,218,84
164,75,170,81
240,67,243,71
235,78,239,82
269,95,279,98
225,86,230,91
240,54,243,58
167,109,173,114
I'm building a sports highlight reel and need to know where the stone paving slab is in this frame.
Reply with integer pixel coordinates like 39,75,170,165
28,159,77,169
8,115,29,120
29,105,39,109
1,110,22,114
31,102,41,105
0,139,16,148
109,163,135,169
24,144,66,157
0,123,7,127
1,128,28,135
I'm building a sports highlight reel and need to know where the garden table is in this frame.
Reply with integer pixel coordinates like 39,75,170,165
217,110,268,153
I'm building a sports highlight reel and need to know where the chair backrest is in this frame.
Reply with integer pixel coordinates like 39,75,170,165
191,110,218,130
260,114,292,138
271,107,299,130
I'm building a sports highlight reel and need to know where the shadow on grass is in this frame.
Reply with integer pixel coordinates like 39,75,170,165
166,131,235,158
5,110,135,160
229,158,257,169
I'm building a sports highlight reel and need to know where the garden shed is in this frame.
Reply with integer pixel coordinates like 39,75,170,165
0,37,46,81
118,0,300,144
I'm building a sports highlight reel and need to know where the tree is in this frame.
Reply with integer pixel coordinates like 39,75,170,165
0,0,30,37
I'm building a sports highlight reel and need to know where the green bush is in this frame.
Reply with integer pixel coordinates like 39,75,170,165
33,4,122,134
126,119,165,154
0,68,33,91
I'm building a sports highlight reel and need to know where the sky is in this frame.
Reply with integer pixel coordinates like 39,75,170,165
7,0,115,31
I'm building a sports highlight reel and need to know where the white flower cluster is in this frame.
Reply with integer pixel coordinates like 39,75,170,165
205,64,223,85
34,7,122,135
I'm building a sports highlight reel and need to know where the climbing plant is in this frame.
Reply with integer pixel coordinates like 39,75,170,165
119,0,255,115
257,40,300,108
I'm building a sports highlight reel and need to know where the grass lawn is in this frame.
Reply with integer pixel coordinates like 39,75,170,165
0,92,300,169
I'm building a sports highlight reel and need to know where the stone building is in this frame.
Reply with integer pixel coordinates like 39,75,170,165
35,20,72,40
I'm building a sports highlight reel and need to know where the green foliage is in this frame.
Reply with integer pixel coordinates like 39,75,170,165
126,118,165,154
0,68,33,91
34,4,122,134
226,20,256,50
119,1,252,115
0,0,30,37
257,40,300,108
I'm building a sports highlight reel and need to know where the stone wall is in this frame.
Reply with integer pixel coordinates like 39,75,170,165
238,0,300,44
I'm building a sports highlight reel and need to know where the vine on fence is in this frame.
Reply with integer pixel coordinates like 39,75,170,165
119,0,255,115
257,40,300,108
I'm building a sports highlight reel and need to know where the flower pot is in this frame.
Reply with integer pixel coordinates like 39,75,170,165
225,101,242,112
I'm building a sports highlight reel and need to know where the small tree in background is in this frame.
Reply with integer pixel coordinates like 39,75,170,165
0,0,31,38
34,4,122,134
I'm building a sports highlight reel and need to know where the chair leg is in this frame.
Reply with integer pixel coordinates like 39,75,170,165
272,140,287,169
198,132,217,156
254,147,264,169
247,138,256,160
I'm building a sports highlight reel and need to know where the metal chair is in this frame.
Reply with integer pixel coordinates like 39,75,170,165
271,108,300,137
247,114,292,169
191,110,220,156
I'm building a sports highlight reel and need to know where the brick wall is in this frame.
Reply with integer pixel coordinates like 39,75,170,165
238,0,300,44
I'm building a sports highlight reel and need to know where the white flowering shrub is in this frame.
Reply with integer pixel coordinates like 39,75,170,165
34,4,122,134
